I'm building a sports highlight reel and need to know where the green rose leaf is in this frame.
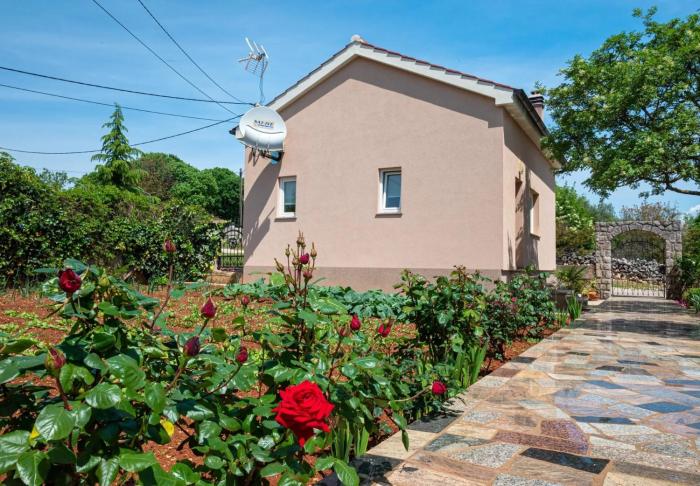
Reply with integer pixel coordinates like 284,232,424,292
260,461,287,477
354,357,378,369
0,359,20,384
107,354,146,391
96,457,119,486
35,404,75,440
47,443,76,464
85,383,122,409
16,451,49,486
0,430,30,454
314,456,335,471
333,459,359,486
204,455,224,470
118,450,157,472
145,382,166,413
59,363,95,391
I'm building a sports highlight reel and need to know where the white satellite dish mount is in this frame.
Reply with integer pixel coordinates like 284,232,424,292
232,37,285,162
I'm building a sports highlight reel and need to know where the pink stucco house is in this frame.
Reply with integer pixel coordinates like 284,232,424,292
241,36,559,290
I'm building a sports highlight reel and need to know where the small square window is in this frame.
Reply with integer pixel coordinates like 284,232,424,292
278,176,296,217
379,169,401,213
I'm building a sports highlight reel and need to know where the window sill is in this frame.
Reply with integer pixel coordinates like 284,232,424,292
530,231,540,239
376,211,402,218
275,215,297,221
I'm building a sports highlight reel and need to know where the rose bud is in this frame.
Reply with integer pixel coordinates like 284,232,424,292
200,297,216,319
338,326,349,337
163,239,176,254
303,270,313,281
183,336,200,357
310,244,317,259
377,323,391,337
236,346,248,363
299,253,310,265
350,315,361,331
58,268,82,294
431,380,447,395
240,295,250,308
45,347,66,376
511,297,517,303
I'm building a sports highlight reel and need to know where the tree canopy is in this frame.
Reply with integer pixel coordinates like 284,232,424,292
619,201,681,221
543,8,700,197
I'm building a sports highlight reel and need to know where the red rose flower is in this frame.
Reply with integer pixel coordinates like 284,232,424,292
431,380,447,395
183,336,200,357
45,347,66,376
240,295,250,308
163,239,176,254
299,253,310,265
377,322,391,337
272,381,334,446
201,297,216,319
58,268,81,294
350,314,361,331
236,346,248,363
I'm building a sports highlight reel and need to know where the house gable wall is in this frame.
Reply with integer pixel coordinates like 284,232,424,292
243,57,508,289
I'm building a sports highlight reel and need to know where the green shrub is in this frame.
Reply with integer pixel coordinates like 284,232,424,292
0,154,220,286
0,237,455,485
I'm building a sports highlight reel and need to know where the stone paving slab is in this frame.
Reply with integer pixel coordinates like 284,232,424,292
354,297,700,485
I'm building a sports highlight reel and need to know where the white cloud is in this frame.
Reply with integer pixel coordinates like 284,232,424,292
687,204,700,215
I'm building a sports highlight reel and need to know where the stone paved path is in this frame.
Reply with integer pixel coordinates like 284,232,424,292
357,297,700,485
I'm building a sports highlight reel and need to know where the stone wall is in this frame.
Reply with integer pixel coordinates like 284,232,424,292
594,221,682,299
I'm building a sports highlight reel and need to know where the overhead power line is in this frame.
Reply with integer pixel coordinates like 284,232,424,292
136,0,245,104
0,83,229,122
90,0,239,115
0,115,241,155
0,66,250,104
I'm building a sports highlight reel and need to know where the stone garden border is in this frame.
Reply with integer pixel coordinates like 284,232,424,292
594,221,682,299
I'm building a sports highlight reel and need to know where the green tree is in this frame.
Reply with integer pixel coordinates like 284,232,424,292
555,184,616,257
92,105,143,189
619,201,680,221
544,8,700,197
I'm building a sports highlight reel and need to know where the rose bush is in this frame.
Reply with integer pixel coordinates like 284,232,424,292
0,235,454,486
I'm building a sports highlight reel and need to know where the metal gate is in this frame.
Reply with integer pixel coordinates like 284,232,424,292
217,223,243,271
611,230,665,297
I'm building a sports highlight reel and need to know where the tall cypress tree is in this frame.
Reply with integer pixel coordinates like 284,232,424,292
92,104,143,189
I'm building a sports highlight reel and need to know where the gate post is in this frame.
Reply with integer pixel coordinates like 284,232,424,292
595,222,612,299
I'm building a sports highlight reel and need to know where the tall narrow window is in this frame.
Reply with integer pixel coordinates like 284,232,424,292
279,176,296,217
380,169,401,213
530,189,540,235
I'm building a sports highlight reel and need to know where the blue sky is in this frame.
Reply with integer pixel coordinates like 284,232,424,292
1,0,699,214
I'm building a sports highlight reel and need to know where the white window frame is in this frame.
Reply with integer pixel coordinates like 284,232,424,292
278,176,297,218
530,189,540,236
379,168,402,214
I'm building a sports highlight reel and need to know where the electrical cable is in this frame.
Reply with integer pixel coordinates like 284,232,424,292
0,65,250,104
0,115,241,155
90,0,240,115
135,0,245,104
0,82,229,121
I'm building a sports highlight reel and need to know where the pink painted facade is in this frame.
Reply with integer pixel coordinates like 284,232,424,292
242,40,556,290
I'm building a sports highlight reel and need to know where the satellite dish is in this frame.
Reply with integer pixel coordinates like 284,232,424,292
232,105,286,153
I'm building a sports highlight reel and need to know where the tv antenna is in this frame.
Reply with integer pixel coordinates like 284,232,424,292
238,37,269,104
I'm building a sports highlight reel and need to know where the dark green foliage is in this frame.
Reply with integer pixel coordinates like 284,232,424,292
556,265,589,294
137,153,241,222
91,105,143,190
484,271,557,359
555,184,616,257
0,153,219,285
543,8,700,198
